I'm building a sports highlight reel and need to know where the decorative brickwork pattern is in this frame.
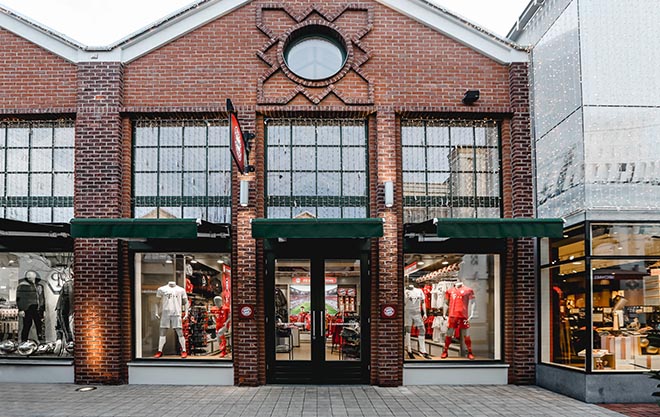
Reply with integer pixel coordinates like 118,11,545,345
74,62,126,384
256,3,373,105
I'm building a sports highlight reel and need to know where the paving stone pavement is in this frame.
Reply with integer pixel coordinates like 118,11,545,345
0,383,627,417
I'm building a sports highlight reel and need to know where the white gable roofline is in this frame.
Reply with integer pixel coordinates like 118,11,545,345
377,0,528,64
1,0,527,64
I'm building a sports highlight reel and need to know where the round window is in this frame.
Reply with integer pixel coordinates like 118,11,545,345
284,35,347,81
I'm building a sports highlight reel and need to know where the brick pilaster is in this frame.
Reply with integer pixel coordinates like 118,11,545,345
74,62,126,384
505,62,536,384
374,111,403,386
232,109,265,386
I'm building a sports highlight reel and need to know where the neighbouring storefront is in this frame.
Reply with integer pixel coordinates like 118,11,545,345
1,0,560,387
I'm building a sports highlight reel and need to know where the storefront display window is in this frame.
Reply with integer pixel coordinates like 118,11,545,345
540,226,587,369
591,223,660,372
542,223,660,371
0,252,74,358
402,253,500,361
135,253,231,360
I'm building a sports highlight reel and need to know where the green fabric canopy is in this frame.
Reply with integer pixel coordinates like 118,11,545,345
70,218,199,239
433,218,564,238
251,218,384,239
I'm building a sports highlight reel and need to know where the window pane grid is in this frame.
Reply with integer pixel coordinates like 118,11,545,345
133,119,231,222
266,119,368,218
0,121,74,222
402,120,501,223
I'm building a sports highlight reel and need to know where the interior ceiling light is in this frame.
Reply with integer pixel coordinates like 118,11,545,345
217,259,224,264
442,261,449,265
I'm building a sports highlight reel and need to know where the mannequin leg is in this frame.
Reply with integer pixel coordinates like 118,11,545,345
404,324,414,358
441,327,454,359
175,328,187,358
154,328,167,358
464,329,474,360
417,334,429,357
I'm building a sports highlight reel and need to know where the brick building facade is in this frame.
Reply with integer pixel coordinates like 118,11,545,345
0,0,560,386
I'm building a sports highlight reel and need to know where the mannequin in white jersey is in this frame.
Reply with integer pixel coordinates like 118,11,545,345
154,281,189,359
404,283,431,359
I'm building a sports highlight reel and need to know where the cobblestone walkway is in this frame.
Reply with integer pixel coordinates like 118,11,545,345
0,383,628,417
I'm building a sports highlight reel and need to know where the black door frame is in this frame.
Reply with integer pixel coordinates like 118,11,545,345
264,238,371,384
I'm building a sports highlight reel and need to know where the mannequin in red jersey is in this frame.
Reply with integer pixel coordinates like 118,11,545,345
441,280,476,360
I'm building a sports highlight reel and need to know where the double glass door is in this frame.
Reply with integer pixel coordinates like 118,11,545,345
266,253,369,384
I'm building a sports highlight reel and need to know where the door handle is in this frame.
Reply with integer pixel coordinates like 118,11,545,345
312,310,316,341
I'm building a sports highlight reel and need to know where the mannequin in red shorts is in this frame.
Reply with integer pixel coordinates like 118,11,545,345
211,294,231,357
441,281,476,360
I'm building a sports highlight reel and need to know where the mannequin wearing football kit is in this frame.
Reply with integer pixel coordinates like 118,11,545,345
154,281,189,358
441,281,476,360
211,295,231,357
404,284,431,359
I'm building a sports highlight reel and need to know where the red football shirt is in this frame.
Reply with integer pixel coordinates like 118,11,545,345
445,286,475,318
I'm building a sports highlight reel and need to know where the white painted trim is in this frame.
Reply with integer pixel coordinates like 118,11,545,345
3,0,526,65
403,363,508,384
134,253,142,359
0,8,81,63
375,0,529,64
495,255,501,360
128,361,234,385
108,0,250,63
0,361,74,383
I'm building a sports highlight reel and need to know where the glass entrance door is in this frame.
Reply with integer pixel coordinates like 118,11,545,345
267,255,369,384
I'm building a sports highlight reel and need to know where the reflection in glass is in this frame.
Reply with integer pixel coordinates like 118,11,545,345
326,259,361,361
135,253,232,360
403,253,499,361
274,260,311,361
591,259,660,371
285,36,346,80
0,253,74,358
132,120,230,222
266,120,368,219
402,120,500,223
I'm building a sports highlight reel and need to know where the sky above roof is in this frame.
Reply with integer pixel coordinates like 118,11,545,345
0,0,531,46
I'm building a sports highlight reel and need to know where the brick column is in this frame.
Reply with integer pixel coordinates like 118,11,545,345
74,62,126,384
505,62,536,384
374,110,403,386
232,109,265,386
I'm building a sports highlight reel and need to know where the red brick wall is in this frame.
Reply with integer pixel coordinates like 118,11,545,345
503,62,536,384
0,28,77,110
0,0,533,387
73,62,126,384
374,111,403,386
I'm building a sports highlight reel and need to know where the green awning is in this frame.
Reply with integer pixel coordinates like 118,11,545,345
251,218,384,239
433,218,564,238
70,218,203,239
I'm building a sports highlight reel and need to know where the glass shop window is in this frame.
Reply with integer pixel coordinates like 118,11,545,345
402,253,500,361
0,253,74,358
592,259,660,371
135,253,231,360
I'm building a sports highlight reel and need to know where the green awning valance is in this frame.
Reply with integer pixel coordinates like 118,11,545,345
70,218,227,239
433,218,564,238
251,218,384,239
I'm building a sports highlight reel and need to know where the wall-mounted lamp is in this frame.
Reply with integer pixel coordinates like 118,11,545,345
384,181,394,208
462,90,480,105
240,180,249,207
